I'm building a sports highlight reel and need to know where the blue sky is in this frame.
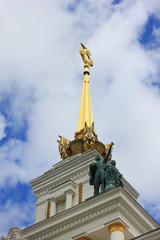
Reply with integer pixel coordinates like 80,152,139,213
0,0,160,236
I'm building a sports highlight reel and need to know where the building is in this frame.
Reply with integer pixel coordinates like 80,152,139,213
1,44,160,240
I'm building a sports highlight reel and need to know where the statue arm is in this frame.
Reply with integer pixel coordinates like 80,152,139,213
103,142,114,164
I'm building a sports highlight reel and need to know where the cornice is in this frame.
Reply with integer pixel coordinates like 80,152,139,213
22,188,158,240
30,150,100,198
52,153,82,170
35,166,89,198
122,178,139,200
30,150,99,188
131,227,160,239
22,190,119,239
49,179,77,193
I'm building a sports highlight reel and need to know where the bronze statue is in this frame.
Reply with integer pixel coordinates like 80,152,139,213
89,143,123,195
105,160,123,190
89,142,114,195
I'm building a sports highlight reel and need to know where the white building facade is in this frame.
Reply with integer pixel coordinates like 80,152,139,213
2,150,160,240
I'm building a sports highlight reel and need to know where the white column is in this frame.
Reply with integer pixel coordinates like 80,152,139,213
109,222,125,240
50,198,56,217
65,190,73,209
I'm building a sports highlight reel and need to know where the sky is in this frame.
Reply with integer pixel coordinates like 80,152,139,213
0,0,160,237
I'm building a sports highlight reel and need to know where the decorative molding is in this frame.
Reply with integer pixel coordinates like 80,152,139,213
131,227,160,240
119,200,150,233
109,222,125,233
36,167,88,198
22,189,120,237
64,189,75,196
23,200,117,240
122,178,139,200
52,153,82,170
50,179,77,192
30,150,98,188
22,188,158,240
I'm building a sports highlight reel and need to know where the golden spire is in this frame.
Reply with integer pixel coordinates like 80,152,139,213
57,44,113,161
78,43,94,132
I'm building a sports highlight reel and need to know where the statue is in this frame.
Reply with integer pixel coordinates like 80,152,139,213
89,142,114,195
89,143,123,196
105,160,123,190
79,43,94,67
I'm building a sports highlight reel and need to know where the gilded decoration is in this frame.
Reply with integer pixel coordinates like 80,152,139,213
79,43,94,67
75,122,98,151
76,237,92,240
109,222,125,234
78,183,83,204
46,201,50,219
57,136,71,159
57,122,113,160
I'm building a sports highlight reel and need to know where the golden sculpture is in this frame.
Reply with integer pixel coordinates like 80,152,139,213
57,44,114,160
57,136,71,159
79,43,94,67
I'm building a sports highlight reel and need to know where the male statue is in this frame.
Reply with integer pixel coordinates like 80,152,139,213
105,160,123,190
89,142,114,195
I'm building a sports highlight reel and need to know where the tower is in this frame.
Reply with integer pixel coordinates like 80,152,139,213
2,45,160,240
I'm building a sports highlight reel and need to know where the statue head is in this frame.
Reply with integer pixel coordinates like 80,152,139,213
110,160,116,166
95,155,101,161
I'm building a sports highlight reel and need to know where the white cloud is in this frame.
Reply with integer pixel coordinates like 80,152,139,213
0,0,160,235
0,190,35,237
0,115,6,140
